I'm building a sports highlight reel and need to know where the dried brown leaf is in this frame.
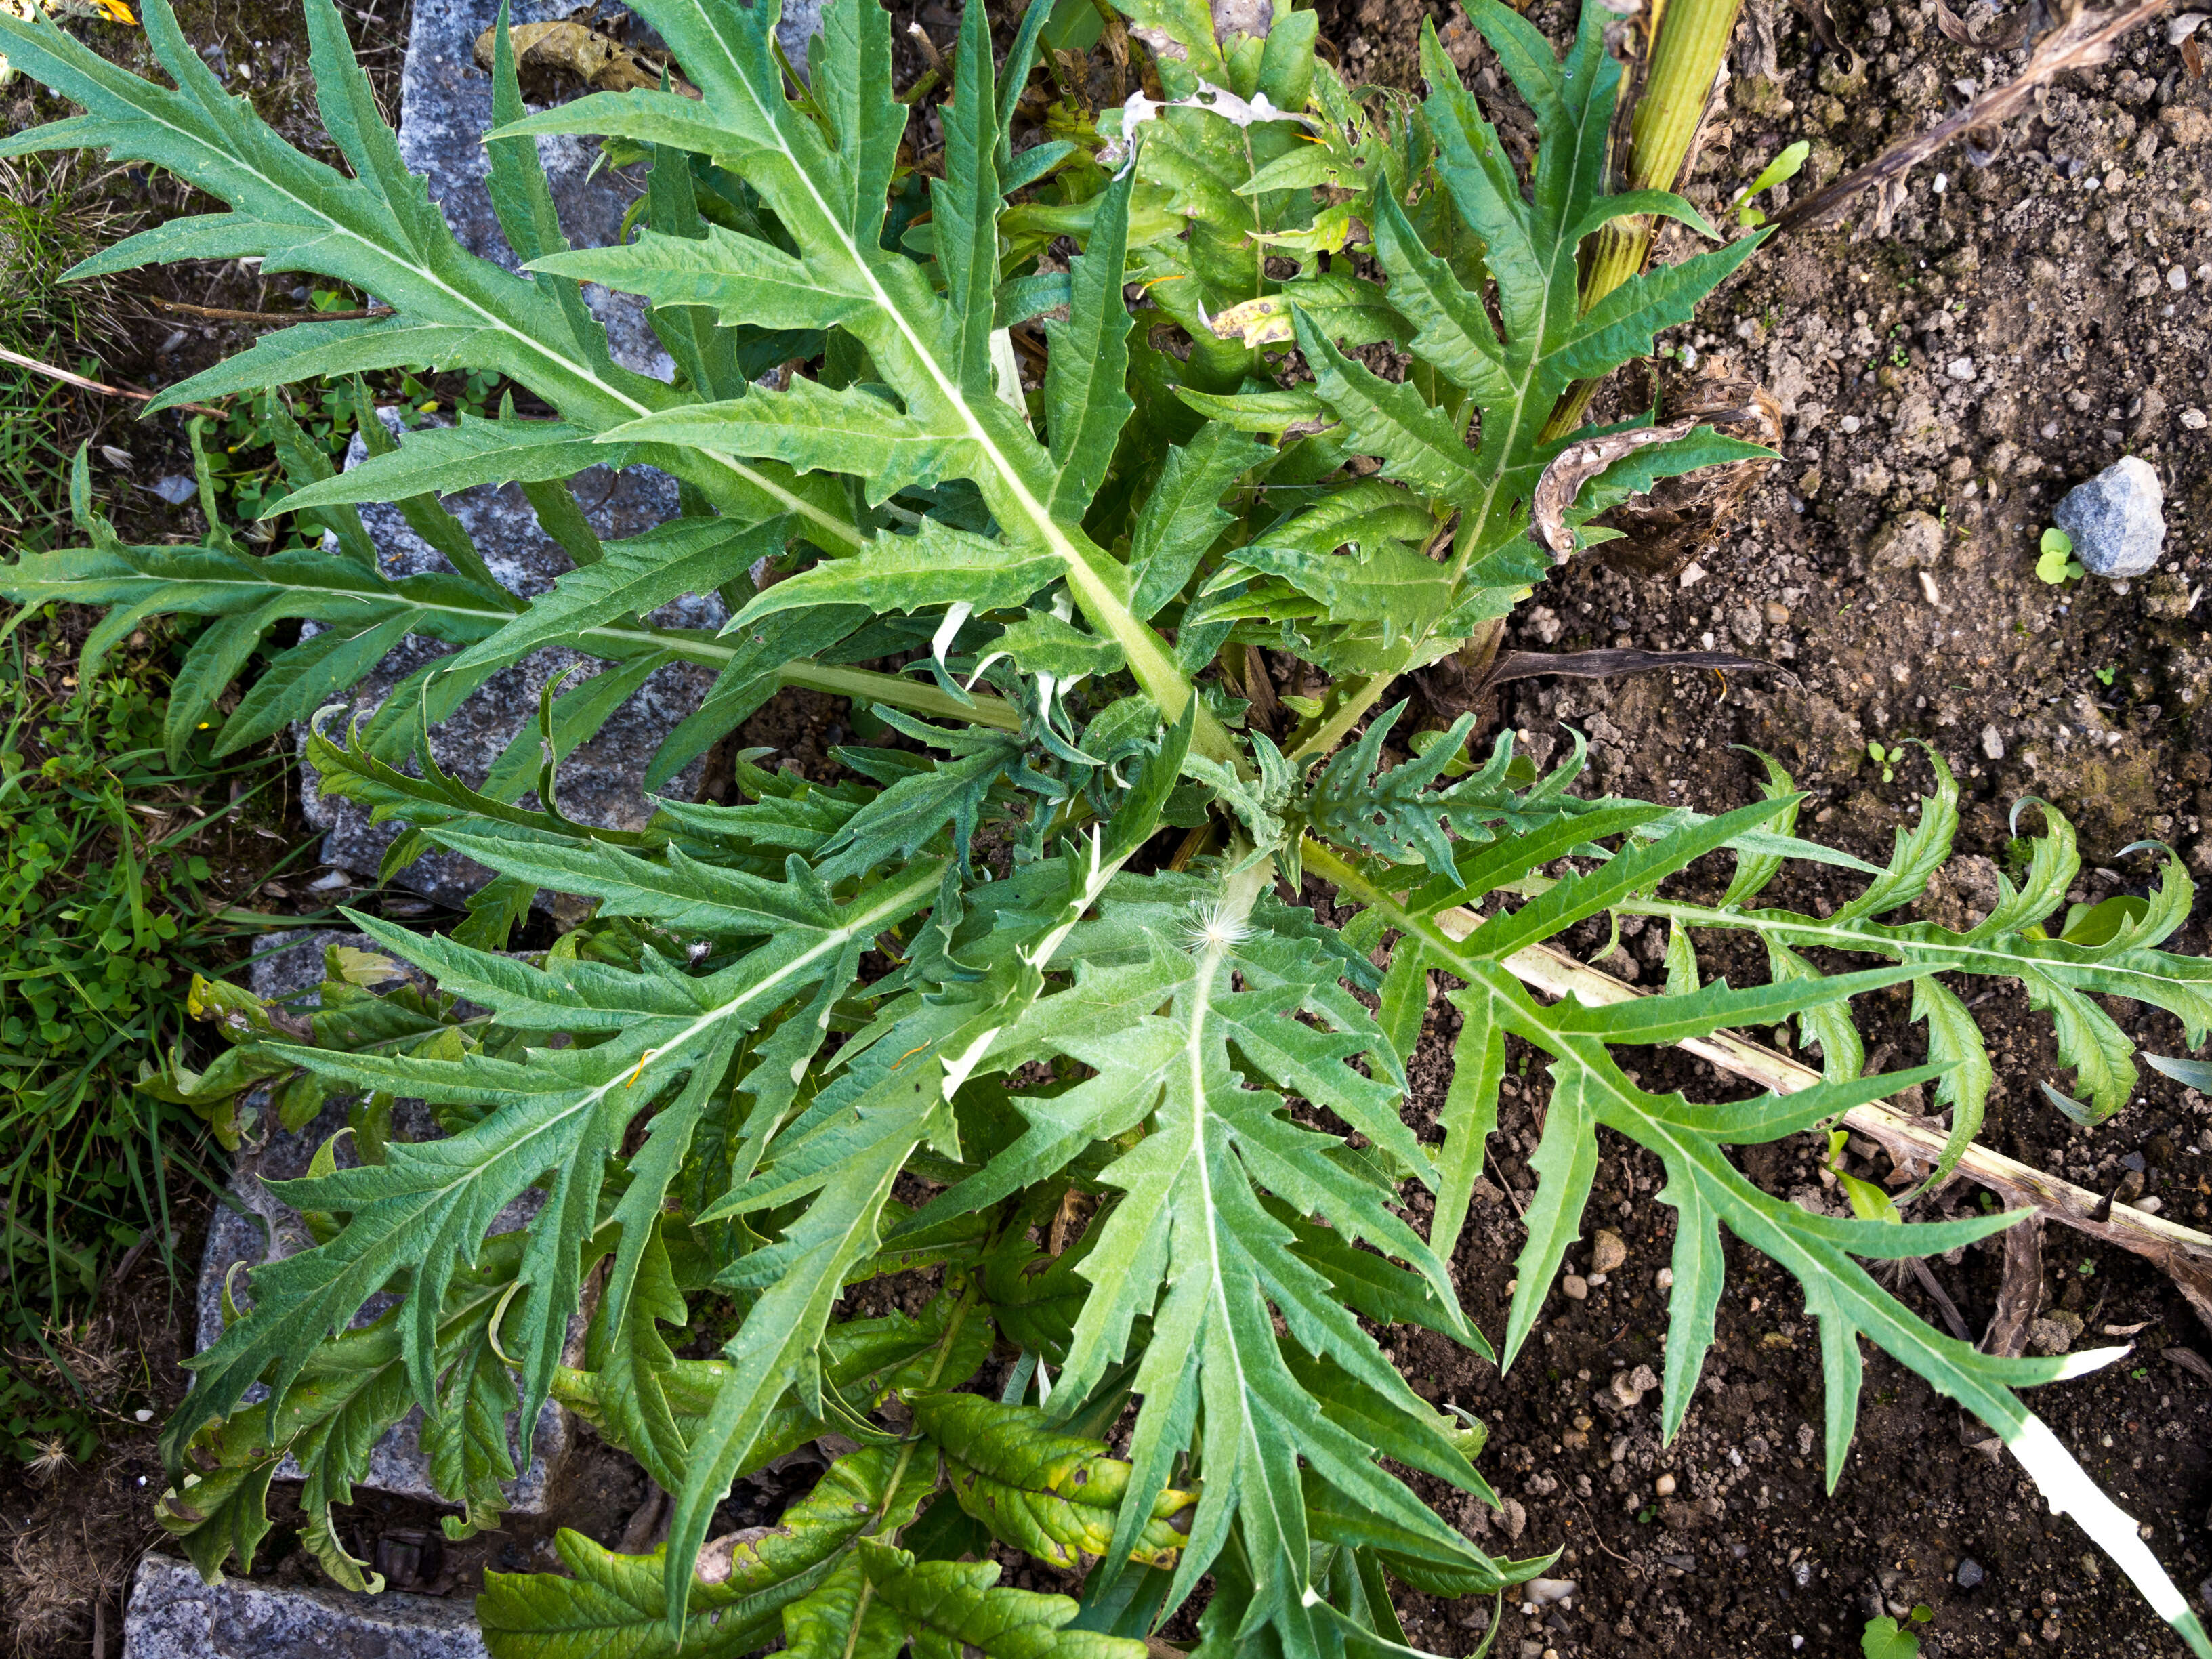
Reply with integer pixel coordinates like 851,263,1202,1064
1785,0,1859,60
1740,0,1784,77
1982,1214,2043,1358
1528,418,1694,554
2165,1346,2212,1381
470,20,698,97
1476,645,1787,698
1598,366,1781,577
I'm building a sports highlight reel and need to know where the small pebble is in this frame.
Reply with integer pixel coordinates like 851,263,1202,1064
1679,562,1708,588
1526,1578,1578,1607
1655,1267,1675,1290
1561,1274,1589,1300
1981,723,2005,761
1841,414,1862,433
2182,408,2207,430
1610,1363,1659,1410
1591,1229,1629,1274
1656,1473,1677,1496
2170,266,2190,291
134,1408,153,1423
1958,1557,1986,1589
1946,356,1976,381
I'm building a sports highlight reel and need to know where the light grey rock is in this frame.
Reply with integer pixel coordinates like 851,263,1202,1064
400,0,671,377
190,932,563,1512
300,413,722,904
299,0,768,902
2053,455,2166,579
123,1555,486,1659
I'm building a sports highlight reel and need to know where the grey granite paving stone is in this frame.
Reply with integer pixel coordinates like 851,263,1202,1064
303,0,739,902
191,933,561,1513
299,413,720,906
123,1555,488,1659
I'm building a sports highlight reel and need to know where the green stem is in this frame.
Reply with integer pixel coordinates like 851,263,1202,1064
1541,0,1745,442
1053,530,1242,772
776,660,1022,731
1299,837,1465,967
1285,668,1400,766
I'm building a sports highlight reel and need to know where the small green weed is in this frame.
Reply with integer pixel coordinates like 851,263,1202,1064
1728,140,1810,228
1862,1614,1921,1658
0,362,83,558
2037,526,2085,584
0,591,303,1460
1867,740,1898,782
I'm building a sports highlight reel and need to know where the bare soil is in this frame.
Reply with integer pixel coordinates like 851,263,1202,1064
3,0,2209,1654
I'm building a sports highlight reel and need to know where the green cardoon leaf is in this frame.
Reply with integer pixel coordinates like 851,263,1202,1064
1308,835,2212,1659
0,0,860,549
1627,772,2211,1120
951,864,1498,1644
1043,169,1136,521
276,415,642,513
854,1540,1150,1659
440,516,785,678
936,0,1003,397
163,1248,531,1586
663,1066,962,1631
1126,423,1270,619
913,1392,1196,1570
420,1318,522,1539
735,519,1062,627
495,0,1235,763
155,1454,278,1584
1293,314,1486,506
477,1446,938,1658
164,860,944,1481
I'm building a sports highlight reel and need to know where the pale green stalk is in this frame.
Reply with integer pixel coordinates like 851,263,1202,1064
1542,0,1745,442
